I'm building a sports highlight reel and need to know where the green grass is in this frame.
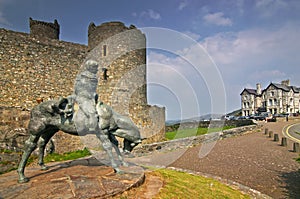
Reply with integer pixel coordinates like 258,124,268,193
166,126,234,140
154,169,250,199
43,148,91,163
0,149,15,154
0,148,91,175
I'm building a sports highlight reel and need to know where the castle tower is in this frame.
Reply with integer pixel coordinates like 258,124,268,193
87,22,165,141
29,17,60,40
87,21,147,113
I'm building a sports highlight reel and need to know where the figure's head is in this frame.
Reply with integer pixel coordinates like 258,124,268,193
123,138,142,152
85,60,98,74
121,127,144,152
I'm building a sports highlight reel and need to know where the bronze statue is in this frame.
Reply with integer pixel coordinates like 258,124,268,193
73,60,99,132
17,60,143,183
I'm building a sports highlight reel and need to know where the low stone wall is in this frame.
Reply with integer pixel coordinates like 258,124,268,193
133,124,261,155
166,120,255,132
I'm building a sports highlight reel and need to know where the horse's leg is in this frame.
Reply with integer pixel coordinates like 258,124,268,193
108,133,128,167
17,134,41,183
38,130,56,170
96,131,123,173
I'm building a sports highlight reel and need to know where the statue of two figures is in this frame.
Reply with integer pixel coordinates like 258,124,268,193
17,60,143,183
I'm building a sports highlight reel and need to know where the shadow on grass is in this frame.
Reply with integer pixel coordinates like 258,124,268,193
280,169,300,199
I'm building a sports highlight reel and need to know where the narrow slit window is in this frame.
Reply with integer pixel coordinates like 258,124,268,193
102,68,108,80
103,45,107,56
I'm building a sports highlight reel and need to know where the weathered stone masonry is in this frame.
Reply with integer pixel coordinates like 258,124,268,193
0,18,165,151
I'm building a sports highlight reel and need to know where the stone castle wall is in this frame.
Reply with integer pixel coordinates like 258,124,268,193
0,19,165,152
0,28,87,109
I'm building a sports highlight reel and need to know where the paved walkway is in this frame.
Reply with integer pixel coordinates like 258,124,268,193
129,121,300,198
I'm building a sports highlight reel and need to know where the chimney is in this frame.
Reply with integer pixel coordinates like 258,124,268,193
256,83,261,95
281,79,290,86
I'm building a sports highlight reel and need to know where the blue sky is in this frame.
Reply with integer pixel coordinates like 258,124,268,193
1,0,300,120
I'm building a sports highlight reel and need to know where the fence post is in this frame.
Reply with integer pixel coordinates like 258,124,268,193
264,128,268,135
269,131,273,138
281,137,287,146
274,134,279,142
293,143,300,152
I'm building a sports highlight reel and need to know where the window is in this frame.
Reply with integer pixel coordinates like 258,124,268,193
103,45,107,56
274,98,277,106
269,99,273,106
102,68,108,80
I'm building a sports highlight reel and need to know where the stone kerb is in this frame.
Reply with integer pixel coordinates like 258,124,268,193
133,125,259,155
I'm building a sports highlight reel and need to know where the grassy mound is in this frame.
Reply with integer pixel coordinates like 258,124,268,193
119,168,250,199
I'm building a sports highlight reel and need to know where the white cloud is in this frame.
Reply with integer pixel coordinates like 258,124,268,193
236,0,245,15
147,51,203,119
201,24,300,68
147,41,227,118
141,9,161,20
178,1,188,10
249,70,287,81
203,12,233,26
255,0,288,17
200,22,300,111
182,31,201,41
131,12,137,17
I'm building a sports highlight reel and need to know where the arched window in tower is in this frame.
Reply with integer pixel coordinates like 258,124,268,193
103,45,107,56
102,68,108,80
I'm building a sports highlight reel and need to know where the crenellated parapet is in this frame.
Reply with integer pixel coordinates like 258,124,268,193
87,21,142,50
29,17,60,40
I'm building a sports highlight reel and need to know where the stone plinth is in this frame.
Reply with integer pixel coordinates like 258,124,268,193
0,157,145,199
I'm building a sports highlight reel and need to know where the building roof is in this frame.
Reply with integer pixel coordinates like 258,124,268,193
240,88,259,96
266,83,300,93
291,86,300,93
241,81,300,96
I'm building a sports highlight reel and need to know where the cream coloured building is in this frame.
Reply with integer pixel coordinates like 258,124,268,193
240,80,300,116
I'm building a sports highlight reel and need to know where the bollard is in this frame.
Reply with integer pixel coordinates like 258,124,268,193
269,131,273,138
264,128,268,135
293,143,300,153
281,137,287,146
274,134,279,142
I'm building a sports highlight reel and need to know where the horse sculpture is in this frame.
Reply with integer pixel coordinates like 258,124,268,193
17,95,142,183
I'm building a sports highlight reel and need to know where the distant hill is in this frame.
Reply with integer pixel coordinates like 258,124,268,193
166,113,223,126
226,109,242,116
166,110,242,126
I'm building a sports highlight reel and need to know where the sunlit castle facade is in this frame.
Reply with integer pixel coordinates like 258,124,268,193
240,80,300,116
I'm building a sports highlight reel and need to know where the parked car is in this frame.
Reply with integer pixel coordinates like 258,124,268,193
249,112,271,121
225,115,236,120
236,116,247,120
273,113,286,118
